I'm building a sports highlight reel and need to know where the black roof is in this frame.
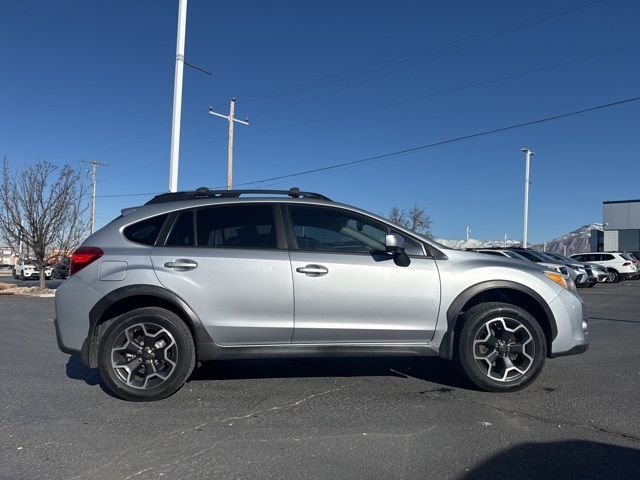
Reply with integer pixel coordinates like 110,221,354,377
145,187,331,205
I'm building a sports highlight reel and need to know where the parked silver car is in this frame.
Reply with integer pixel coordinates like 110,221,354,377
55,188,588,401
544,252,610,284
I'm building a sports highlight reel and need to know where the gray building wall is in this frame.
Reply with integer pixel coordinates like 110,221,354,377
603,200,640,253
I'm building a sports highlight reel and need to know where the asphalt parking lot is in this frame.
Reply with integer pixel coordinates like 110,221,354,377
1,280,639,479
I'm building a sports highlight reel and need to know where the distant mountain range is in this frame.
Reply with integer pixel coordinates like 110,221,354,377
435,223,603,255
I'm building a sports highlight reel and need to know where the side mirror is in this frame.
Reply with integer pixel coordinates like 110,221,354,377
385,233,405,254
385,233,410,267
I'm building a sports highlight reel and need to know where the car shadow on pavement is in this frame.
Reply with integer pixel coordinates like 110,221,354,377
65,355,120,399
65,355,101,385
461,440,639,479
191,356,471,390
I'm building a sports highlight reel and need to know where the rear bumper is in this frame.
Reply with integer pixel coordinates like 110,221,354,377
54,275,103,356
54,316,81,356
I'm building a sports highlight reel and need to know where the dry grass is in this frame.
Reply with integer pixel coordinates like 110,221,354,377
0,282,56,297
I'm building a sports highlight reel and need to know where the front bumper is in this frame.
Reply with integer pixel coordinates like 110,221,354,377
548,288,589,358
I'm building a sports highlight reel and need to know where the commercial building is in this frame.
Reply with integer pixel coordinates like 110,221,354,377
0,245,18,265
601,199,640,253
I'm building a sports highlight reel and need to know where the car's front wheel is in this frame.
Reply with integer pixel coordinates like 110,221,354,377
456,302,546,392
98,307,196,401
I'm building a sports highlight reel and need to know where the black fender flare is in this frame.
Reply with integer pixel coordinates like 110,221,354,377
439,280,558,360
82,284,215,368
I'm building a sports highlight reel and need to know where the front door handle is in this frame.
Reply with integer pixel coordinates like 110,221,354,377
164,259,198,271
296,264,329,276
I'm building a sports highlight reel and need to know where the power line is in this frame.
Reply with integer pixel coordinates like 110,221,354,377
240,0,603,105
94,95,640,198
83,1,606,177
239,41,640,137
234,95,640,186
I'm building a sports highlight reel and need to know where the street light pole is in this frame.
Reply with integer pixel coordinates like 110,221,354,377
168,0,188,193
466,226,471,249
208,98,249,190
521,148,534,249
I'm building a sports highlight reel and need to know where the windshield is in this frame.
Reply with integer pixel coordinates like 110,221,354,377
546,252,575,262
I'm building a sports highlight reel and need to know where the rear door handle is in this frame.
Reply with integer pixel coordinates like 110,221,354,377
164,259,198,270
296,264,329,276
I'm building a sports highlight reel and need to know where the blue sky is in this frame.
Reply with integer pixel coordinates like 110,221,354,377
1,0,639,242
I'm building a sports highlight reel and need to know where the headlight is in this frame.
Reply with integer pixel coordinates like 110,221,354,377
544,271,577,294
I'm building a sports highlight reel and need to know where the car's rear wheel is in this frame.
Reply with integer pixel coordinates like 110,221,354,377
456,302,546,392
608,269,619,283
98,307,195,402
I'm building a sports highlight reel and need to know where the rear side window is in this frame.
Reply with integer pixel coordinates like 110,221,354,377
123,214,169,246
602,254,615,261
196,204,277,249
166,210,195,246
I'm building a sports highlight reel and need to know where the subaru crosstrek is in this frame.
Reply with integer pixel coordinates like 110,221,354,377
55,188,588,401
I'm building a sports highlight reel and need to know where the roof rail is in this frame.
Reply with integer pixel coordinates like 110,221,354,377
145,187,331,205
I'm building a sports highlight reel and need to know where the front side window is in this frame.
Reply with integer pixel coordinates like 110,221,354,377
196,204,277,249
123,214,169,246
288,205,424,255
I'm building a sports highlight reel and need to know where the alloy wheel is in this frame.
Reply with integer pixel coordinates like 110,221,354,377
110,322,178,389
473,317,535,382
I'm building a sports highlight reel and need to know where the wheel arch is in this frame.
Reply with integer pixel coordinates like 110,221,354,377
439,281,558,360
82,285,213,368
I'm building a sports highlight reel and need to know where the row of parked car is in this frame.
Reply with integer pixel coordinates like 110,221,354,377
473,248,640,286
10,257,70,281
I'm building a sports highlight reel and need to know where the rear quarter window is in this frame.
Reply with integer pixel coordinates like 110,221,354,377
123,214,169,246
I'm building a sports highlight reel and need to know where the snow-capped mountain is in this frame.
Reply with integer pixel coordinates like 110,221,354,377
435,223,603,254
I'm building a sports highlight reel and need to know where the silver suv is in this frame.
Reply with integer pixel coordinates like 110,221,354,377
55,188,589,401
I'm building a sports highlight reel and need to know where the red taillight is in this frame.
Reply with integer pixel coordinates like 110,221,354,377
622,261,632,266
69,247,103,275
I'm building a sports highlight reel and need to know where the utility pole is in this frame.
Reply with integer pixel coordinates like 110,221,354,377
521,148,534,249
209,98,249,190
466,226,471,249
168,0,188,193
504,233,508,248
81,160,109,234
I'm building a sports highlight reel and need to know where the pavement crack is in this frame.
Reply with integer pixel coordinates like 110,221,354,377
414,390,640,444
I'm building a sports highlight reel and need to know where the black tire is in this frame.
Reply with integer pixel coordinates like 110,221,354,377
587,282,596,288
455,302,547,392
608,269,619,283
98,307,196,402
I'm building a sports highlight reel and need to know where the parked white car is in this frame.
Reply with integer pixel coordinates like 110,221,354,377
569,252,638,283
12,259,53,280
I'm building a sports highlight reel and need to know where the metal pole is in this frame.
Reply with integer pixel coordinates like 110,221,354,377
466,226,471,248
521,148,534,249
168,0,188,193
227,98,235,190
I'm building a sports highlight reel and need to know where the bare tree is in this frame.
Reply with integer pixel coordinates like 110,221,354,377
388,204,432,237
0,159,88,289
